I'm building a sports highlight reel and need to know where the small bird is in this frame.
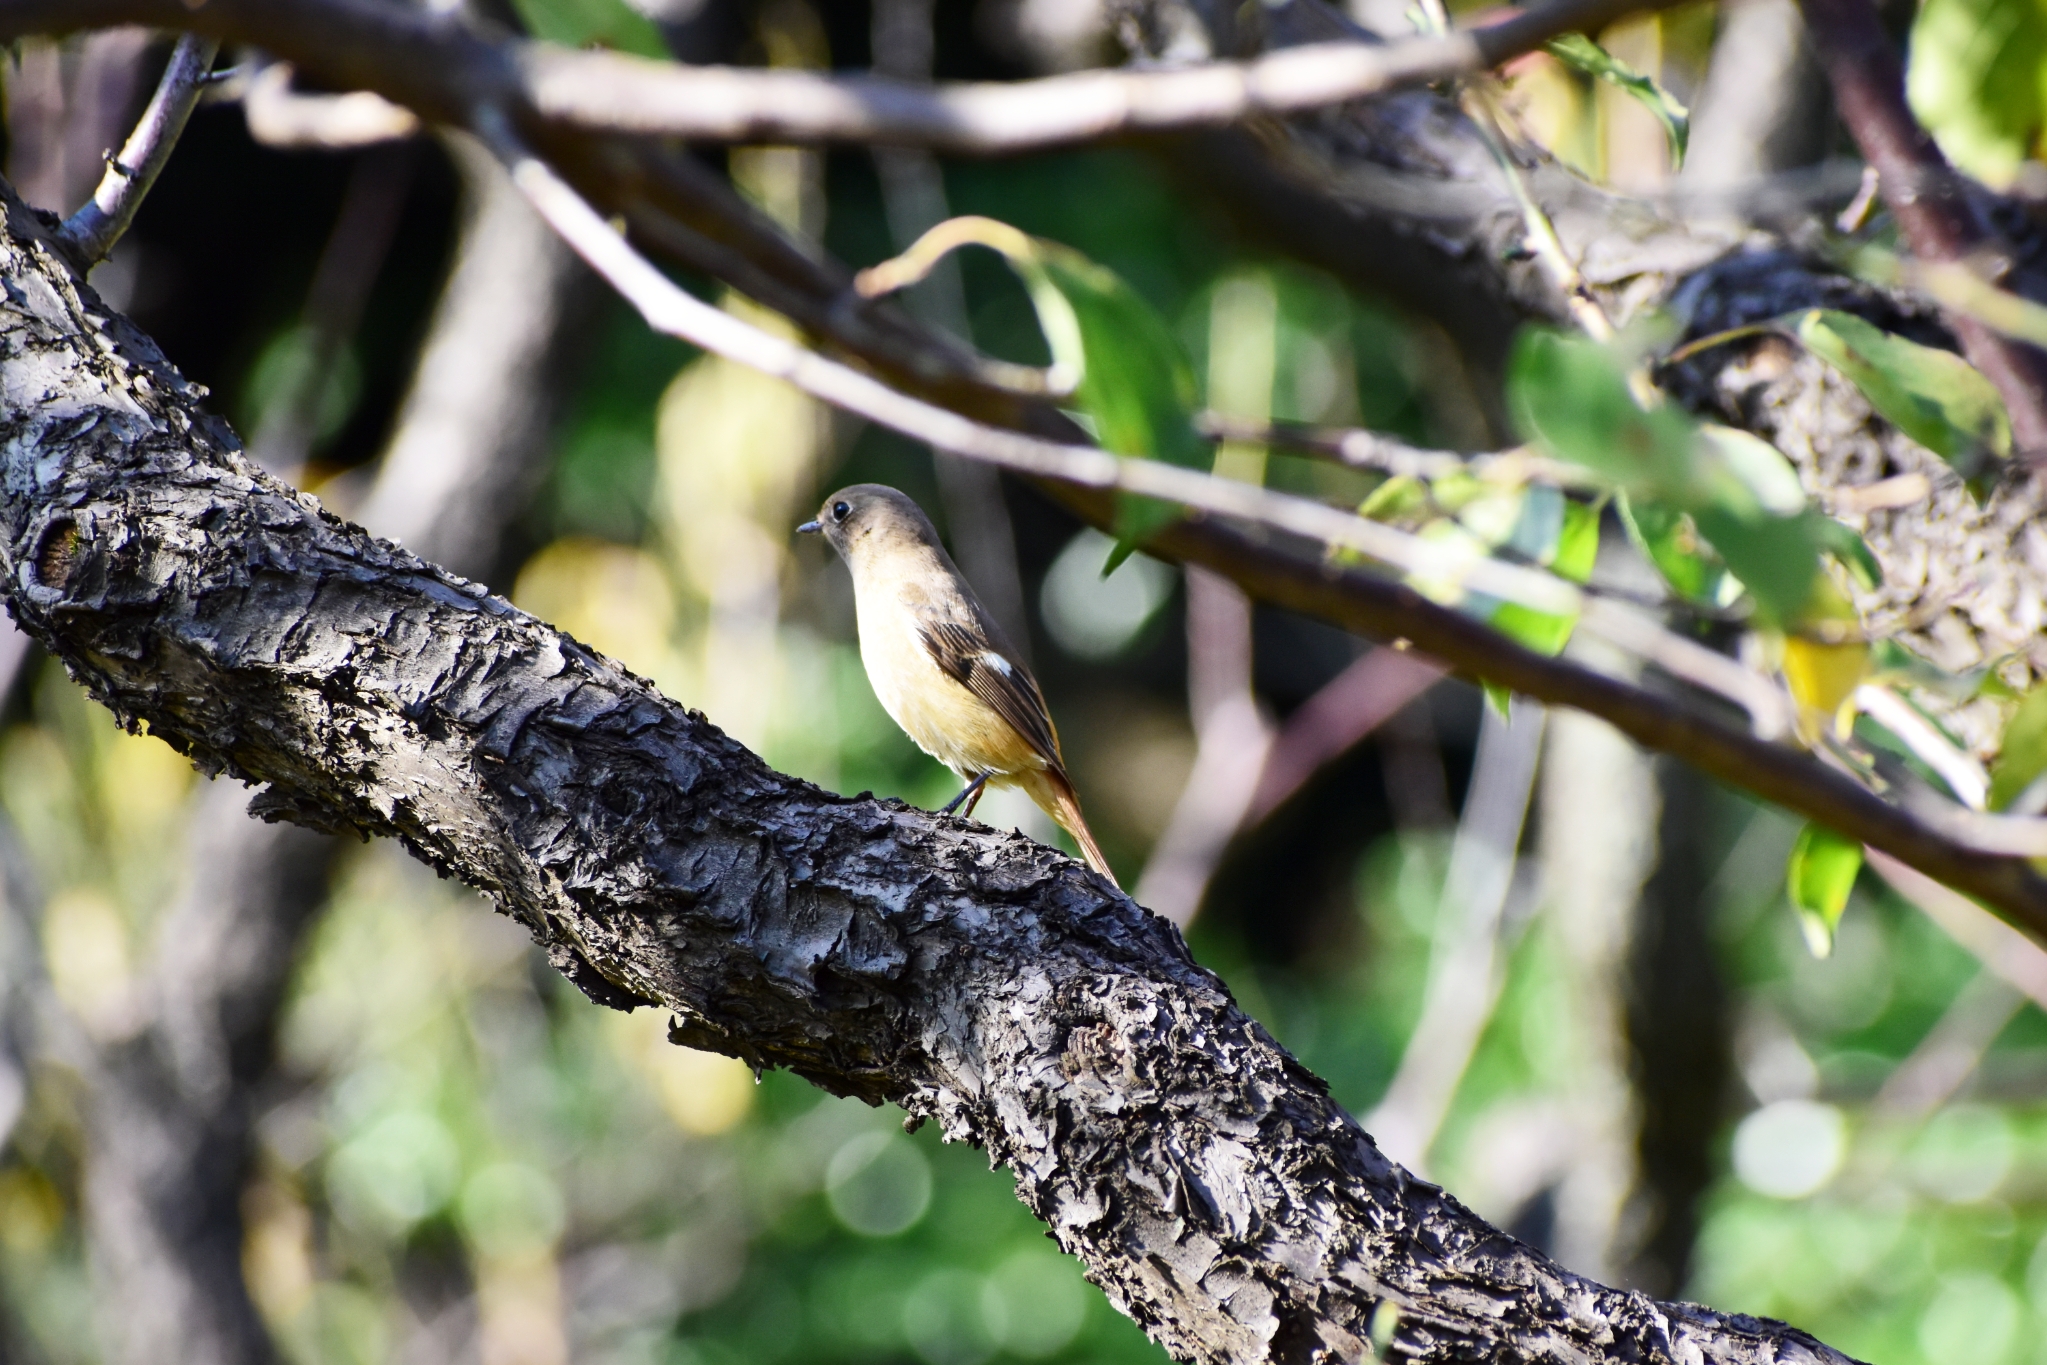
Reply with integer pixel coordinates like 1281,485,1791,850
799,484,1117,885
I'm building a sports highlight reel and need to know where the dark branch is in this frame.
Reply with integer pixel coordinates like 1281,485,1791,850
0,169,1864,1365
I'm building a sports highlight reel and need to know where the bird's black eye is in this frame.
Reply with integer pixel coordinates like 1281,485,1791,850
832,501,851,523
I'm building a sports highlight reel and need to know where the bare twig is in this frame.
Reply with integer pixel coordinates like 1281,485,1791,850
12,0,1666,154
1848,243,2047,352
243,60,419,149
1246,648,1447,826
490,127,1802,737
1871,851,2047,1010
1799,0,2047,455
1853,683,1988,809
1195,412,1592,487
54,33,218,266
511,0,1667,150
1367,700,1547,1174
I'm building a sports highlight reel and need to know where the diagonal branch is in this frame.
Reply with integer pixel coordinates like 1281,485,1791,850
0,163,1865,1365
54,32,218,268
488,131,2047,940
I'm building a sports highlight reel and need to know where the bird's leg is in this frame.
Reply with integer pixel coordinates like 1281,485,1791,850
962,780,989,819
940,772,989,817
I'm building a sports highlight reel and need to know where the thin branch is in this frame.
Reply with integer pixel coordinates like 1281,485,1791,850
1195,412,1594,487
506,0,1667,151
490,125,1799,739
1799,0,2047,455
54,33,218,267
243,60,419,149
1367,700,1547,1174
483,117,2047,936
12,0,1665,154
1848,242,2047,353
1853,683,1988,809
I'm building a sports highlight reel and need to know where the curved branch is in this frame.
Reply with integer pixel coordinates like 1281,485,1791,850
10,0,1660,154
1798,0,2047,454
0,168,1863,1365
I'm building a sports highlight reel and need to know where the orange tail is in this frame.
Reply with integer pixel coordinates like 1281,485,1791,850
1022,767,1119,887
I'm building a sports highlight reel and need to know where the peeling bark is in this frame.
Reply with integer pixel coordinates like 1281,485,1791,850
70,140,584,1365
0,178,1865,1365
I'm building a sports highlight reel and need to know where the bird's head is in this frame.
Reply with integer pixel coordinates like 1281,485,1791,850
798,484,939,563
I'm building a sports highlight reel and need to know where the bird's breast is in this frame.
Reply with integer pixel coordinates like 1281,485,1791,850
854,589,1041,779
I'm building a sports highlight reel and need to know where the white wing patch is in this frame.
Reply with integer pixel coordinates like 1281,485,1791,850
979,650,1013,676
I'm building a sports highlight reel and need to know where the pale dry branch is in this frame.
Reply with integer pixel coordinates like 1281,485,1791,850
243,61,419,149
54,33,218,266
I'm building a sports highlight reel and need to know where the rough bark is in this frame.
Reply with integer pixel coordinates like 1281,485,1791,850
0,172,1864,1365
72,141,583,1365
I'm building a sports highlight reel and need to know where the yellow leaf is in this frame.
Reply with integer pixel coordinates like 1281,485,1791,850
1784,636,1870,743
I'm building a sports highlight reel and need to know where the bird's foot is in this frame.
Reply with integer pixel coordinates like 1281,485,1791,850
940,772,990,817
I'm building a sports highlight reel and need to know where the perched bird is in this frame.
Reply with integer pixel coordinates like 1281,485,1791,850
799,484,1117,885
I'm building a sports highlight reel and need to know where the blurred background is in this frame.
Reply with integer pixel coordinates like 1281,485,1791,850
2,3,2046,1365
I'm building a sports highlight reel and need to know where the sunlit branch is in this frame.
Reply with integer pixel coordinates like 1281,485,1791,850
10,0,1664,154
54,33,219,267
487,121,1792,730
1194,412,1594,487
243,61,420,149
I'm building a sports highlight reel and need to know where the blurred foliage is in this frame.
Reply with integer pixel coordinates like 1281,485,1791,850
3,6,2047,1365
1907,0,2047,190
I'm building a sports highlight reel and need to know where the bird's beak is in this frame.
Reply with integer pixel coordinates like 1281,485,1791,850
796,520,821,535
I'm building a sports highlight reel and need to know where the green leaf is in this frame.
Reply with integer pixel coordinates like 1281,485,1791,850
508,0,670,56
1617,495,1728,605
1793,310,2013,493
1699,423,1805,516
1491,497,1600,657
1786,823,1864,958
863,219,1201,568
1990,687,2047,810
1808,518,1884,590
1907,0,2047,190
1690,506,1821,627
1022,245,1204,560
1544,32,1690,167
1508,329,1697,497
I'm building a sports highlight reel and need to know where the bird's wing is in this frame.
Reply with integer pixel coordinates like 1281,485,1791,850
918,618,1064,768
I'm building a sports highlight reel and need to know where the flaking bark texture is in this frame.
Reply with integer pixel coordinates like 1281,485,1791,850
75,139,586,1365
0,186,1863,1365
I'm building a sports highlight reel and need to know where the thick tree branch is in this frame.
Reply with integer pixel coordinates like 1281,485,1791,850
0,170,1863,1365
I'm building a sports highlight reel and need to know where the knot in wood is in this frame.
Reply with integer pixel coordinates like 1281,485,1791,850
31,517,80,592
